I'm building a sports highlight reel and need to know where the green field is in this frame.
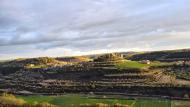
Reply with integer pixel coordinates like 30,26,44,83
115,60,170,69
171,100,190,107
17,94,173,107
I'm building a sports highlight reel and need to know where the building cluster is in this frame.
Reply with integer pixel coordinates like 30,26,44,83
94,53,124,62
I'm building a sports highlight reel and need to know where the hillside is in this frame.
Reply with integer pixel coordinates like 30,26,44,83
0,49,190,98
127,49,190,61
0,57,67,75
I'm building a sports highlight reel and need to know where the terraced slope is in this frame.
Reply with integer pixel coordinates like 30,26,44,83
127,49,190,61
1,53,190,98
1,61,183,96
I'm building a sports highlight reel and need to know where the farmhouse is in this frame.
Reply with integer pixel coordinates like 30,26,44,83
139,60,151,64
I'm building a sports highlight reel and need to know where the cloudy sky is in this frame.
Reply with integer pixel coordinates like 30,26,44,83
0,0,190,59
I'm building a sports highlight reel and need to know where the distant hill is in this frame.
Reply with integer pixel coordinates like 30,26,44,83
1,57,62,66
127,49,190,61
0,57,67,75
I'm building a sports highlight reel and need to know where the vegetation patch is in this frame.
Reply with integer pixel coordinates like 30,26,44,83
0,93,57,107
171,100,190,107
115,60,169,69
17,94,171,107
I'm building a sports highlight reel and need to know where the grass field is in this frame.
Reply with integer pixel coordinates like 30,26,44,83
17,94,173,107
115,60,170,69
171,100,190,107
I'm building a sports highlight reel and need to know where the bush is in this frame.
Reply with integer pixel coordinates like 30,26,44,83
80,103,109,107
80,103,130,107
31,102,58,107
113,103,129,107
0,93,26,107
0,93,58,107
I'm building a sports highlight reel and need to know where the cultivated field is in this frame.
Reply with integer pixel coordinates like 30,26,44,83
17,94,173,107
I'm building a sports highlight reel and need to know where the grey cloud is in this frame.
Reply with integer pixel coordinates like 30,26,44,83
0,0,190,59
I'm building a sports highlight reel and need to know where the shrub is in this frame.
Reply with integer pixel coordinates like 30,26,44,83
80,103,130,107
0,93,58,107
80,103,109,107
113,103,130,107
0,93,26,107
32,102,58,107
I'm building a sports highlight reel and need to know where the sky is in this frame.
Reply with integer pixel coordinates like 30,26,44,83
0,0,190,60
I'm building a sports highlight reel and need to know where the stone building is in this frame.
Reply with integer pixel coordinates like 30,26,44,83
94,53,124,62
139,60,151,64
